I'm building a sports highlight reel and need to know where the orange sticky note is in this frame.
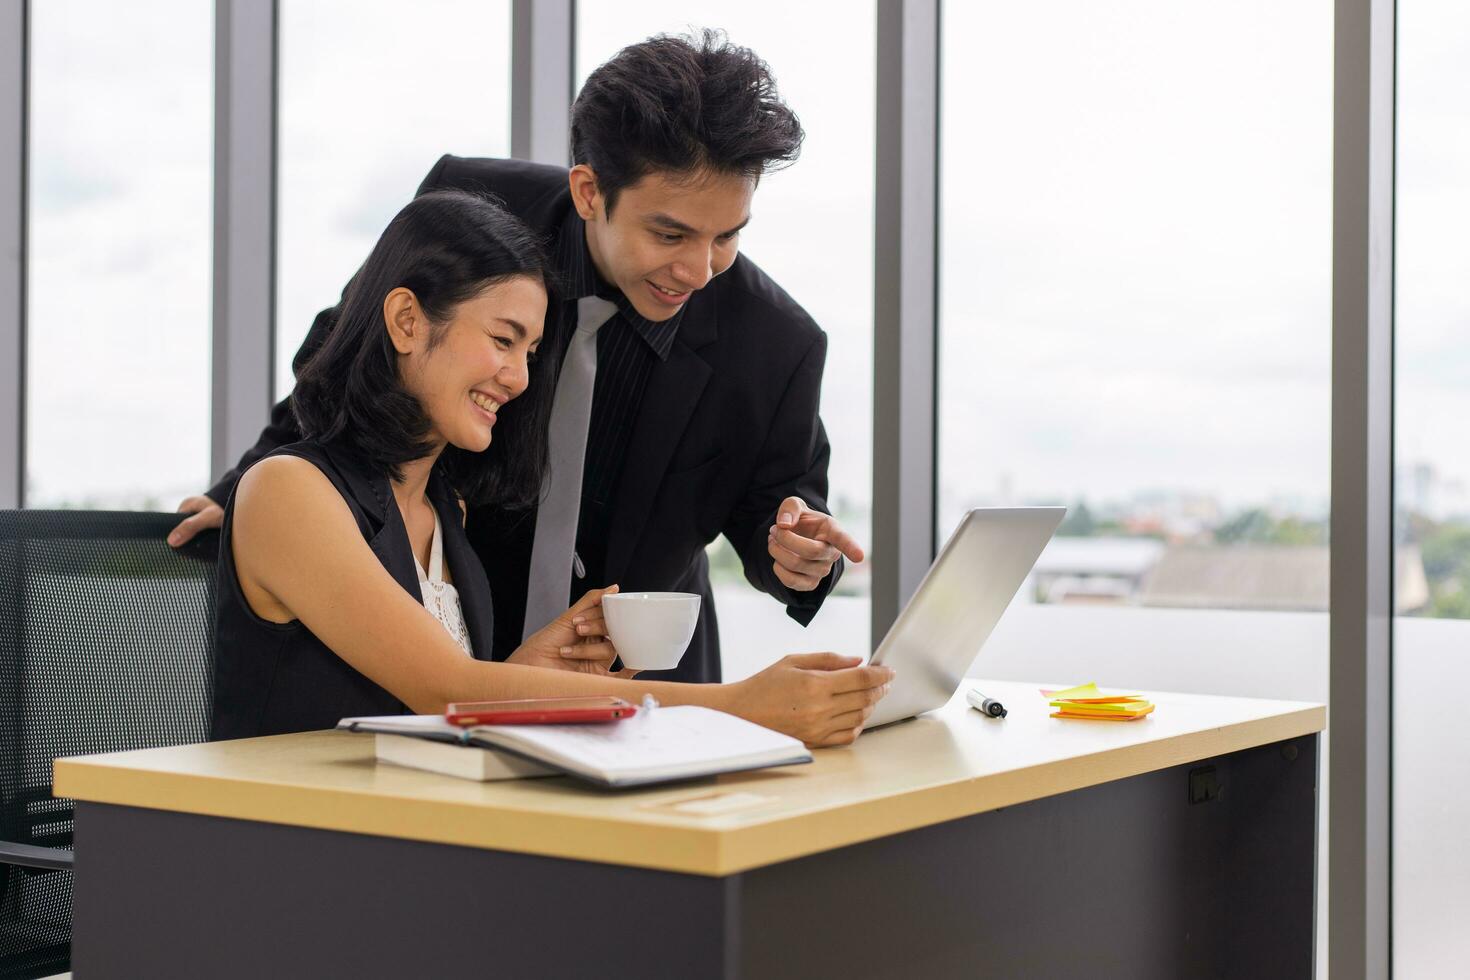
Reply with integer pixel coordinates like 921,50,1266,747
1051,703,1155,721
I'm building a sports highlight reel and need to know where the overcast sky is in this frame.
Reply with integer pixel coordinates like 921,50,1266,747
27,0,213,508
22,0,1467,535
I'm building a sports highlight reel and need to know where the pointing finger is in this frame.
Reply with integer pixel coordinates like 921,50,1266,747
815,520,865,564
789,512,865,564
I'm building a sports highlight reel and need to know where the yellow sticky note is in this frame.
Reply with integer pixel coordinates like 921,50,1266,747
1044,682,1102,700
1041,682,1145,703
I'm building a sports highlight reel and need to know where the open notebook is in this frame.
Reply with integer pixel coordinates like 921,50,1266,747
338,705,812,789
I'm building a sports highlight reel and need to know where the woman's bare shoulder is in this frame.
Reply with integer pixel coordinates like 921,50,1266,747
233,454,357,545
237,454,335,505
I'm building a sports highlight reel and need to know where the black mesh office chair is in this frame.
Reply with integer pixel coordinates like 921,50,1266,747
0,511,218,980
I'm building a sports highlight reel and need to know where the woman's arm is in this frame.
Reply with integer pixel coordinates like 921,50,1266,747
233,456,892,745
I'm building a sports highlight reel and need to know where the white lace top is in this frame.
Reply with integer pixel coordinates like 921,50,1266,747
415,508,472,656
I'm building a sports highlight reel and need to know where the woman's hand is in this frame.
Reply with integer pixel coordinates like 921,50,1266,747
725,653,894,748
508,585,637,677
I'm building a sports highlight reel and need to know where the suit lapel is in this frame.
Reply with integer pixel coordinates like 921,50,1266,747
366,495,422,606
604,302,717,582
430,477,497,662
336,452,498,661
321,442,423,607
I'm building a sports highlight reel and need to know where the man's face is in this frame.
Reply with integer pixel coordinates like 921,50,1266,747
572,166,755,322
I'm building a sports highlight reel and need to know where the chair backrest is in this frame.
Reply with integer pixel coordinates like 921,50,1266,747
0,510,218,979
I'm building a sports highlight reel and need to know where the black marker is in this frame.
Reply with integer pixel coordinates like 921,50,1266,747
966,688,1007,718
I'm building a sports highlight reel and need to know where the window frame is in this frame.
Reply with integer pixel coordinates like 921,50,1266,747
1,0,24,509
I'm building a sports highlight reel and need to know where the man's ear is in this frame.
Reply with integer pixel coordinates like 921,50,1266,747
383,287,422,354
568,164,603,222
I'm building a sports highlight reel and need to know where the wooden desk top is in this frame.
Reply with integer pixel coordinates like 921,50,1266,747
54,680,1323,876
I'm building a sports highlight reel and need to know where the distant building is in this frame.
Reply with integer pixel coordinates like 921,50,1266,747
1031,538,1430,613
1137,544,1429,613
1031,537,1166,605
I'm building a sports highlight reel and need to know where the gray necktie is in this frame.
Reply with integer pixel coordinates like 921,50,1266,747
523,295,619,640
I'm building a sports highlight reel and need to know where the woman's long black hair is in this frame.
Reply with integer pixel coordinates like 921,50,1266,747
292,189,556,508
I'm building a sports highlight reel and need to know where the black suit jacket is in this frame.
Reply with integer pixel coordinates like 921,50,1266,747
208,155,842,683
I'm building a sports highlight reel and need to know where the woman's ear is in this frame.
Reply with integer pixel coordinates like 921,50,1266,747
383,287,421,354
568,165,603,222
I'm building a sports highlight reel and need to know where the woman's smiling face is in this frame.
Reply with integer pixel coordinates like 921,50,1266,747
391,274,548,454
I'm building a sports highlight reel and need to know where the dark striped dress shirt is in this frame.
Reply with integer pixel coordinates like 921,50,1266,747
553,209,686,594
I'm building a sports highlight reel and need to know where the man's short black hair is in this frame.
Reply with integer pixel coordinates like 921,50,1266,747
570,29,804,214
292,189,556,508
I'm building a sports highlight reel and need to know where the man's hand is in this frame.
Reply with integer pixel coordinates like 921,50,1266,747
767,497,866,592
170,495,225,548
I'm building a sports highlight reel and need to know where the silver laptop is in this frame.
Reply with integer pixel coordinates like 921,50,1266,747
865,507,1065,729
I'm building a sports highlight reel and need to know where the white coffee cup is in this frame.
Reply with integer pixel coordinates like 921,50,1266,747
601,592,701,671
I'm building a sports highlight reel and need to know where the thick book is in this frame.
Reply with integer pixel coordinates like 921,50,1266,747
338,706,813,789
375,733,556,781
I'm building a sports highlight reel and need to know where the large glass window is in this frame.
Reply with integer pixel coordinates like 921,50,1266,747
25,0,213,508
938,0,1332,701
1393,2,1470,973
275,0,512,397
577,5,876,678
938,12,1331,960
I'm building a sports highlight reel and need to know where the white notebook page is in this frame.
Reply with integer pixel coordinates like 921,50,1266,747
480,706,807,779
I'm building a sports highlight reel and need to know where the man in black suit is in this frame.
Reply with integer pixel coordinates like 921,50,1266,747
171,31,862,684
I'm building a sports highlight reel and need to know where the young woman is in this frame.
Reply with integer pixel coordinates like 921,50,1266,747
211,190,892,747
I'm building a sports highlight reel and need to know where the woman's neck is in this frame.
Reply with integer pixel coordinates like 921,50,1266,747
391,446,443,515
